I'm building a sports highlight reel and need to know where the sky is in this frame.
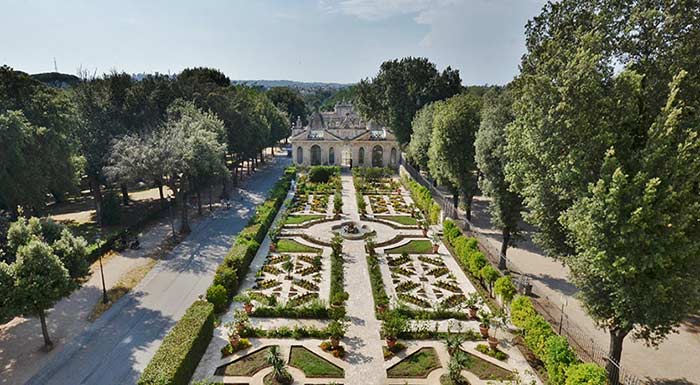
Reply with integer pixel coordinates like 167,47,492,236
0,0,547,85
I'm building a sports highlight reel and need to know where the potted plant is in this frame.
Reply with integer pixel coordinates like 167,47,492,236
232,309,250,334
420,219,429,236
430,233,441,254
376,299,388,314
464,293,481,319
478,309,492,339
268,224,281,252
327,320,347,348
234,292,254,314
488,310,507,351
266,345,292,385
381,311,408,349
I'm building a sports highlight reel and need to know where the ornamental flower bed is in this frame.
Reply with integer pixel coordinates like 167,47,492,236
293,278,319,291
287,292,319,307
440,294,466,308
398,293,432,308
418,255,445,266
387,253,412,267
428,267,449,278
395,281,420,293
434,280,462,293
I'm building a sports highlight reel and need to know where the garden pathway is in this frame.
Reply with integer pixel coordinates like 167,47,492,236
339,173,387,385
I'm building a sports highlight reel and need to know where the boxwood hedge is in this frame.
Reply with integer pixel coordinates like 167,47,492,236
138,300,214,385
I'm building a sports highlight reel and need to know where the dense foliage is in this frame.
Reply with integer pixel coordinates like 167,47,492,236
138,300,215,385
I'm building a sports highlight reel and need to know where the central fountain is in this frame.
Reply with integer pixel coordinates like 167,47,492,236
333,221,375,240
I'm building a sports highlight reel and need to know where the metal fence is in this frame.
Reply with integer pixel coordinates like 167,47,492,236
400,160,644,385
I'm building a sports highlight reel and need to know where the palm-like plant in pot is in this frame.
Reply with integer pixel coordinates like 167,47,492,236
381,311,408,349
231,309,250,334
266,345,292,384
430,233,441,254
487,309,507,351
327,319,347,348
464,292,481,319
478,309,493,338
234,291,254,314
268,224,281,252
419,219,429,236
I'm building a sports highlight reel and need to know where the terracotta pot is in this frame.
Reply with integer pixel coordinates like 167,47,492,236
269,244,277,252
229,334,239,346
377,304,387,314
386,338,397,349
236,323,245,334
479,325,489,338
244,303,253,314
330,337,340,348
468,307,478,319
432,243,439,253
422,229,428,237
488,336,499,351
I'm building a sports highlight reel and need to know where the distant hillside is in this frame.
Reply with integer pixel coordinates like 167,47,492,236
232,79,352,90
30,72,81,88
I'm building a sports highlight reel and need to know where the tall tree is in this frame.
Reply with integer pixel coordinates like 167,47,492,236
267,87,307,125
475,89,522,270
355,57,462,145
106,100,227,233
428,93,481,220
13,238,74,349
0,66,79,214
406,102,438,171
507,1,700,381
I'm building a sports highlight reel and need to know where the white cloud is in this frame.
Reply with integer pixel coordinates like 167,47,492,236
320,0,458,21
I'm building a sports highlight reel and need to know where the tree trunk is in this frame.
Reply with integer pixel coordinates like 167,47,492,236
157,180,164,201
209,186,213,211
499,228,510,270
606,328,630,385
39,309,53,349
197,190,202,215
120,183,129,206
179,189,191,234
464,193,473,221
88,175,104,226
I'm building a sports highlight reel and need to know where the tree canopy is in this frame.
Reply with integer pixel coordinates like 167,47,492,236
355,57,462,145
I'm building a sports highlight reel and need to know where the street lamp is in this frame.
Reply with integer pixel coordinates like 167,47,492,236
99,251,108,304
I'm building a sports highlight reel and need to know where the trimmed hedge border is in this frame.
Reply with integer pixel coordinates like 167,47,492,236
138,300,214,385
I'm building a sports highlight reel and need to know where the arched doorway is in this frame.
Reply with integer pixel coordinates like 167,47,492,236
329,147,335,165
390,147,397,167
372,145,383,167
358,147,365,166
311,145,322,165
296,147,303,164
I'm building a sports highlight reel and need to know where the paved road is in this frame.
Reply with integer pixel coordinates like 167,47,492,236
25,156,290,385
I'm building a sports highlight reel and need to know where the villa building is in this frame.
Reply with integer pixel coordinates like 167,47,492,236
289,102,400,168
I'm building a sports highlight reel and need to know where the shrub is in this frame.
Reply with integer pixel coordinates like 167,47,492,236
545,335,578,385
565,363,607,385
510,295,537,329
523,314,555,358
308,166,339,183
442,220,461,245
206,284,228,313
494,276,516,303
213,265,238,297
453,236,478,258
479,265,500,287
467,251,487,276
429,202,441,225
101,191,121,225
138,301,214,385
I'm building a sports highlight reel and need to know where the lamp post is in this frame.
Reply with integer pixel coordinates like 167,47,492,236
99,252,108,304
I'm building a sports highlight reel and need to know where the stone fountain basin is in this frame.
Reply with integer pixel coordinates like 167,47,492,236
331,221,376,240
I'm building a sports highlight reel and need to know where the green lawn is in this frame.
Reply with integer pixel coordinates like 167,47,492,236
215,346,273,376
284,214,325,225
387,347,441,378
289,346,344,378
385,240,433,254
276,239,322,253
376,215,418,226
464,351,513,380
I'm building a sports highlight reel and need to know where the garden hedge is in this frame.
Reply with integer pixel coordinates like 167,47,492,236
138,300,215,385
208,166,295,307
400,175,438,224
565,363,607,385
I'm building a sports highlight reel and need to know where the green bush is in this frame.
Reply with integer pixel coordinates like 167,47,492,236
510,295,537,328
467,250,487,276
429,202,441,225
442,220,461,245
523,314,555,358
212,265,238,298
545,335,577,385
479,265,500,287
494,276,516,303
206,284,228,313
101,191,121,225
308,166,339,183
453,236,478,258
138,301,214,385
565,363,607,385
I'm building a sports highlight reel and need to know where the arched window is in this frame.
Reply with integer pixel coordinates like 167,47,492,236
296,147,303,164
372,145,383,167
329,147,335,165
390,147,397,166
358,147,365,165
311,145,322,165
